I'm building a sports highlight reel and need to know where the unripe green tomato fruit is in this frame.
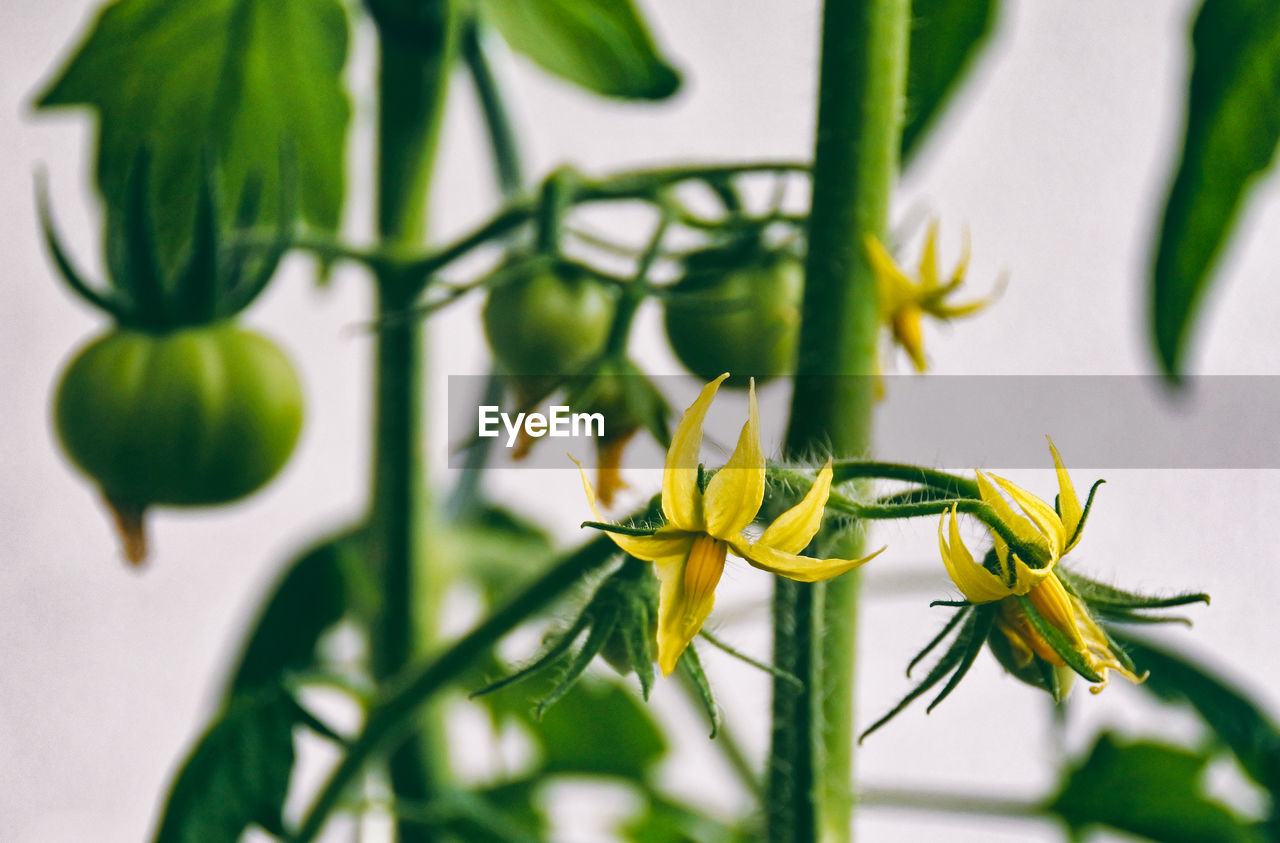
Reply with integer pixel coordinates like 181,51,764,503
54,322,304,509
482,268,616,377
663,254,803,386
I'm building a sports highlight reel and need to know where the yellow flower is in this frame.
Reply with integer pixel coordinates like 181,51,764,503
936,439,1141,692
577,373,884,675
864,221,1001,372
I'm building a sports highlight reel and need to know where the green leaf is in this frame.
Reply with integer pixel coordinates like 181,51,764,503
1049,733,1261,842
226,529,369,699
1115,632,1280,795
902,0,1000,164
537,678,666,778
479,0,680,100
439,505,556,603
391,789,544,843
623,787,755,843
1151,0,1280,376
476,672,665,782
152,688,302,843
36,0,350,272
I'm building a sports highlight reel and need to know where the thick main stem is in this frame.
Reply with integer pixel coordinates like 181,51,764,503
368,2,456,838
771,1,909,842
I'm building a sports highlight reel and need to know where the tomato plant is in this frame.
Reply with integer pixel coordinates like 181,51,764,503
54,322,304,561
482,265,616,378
663,249,803,386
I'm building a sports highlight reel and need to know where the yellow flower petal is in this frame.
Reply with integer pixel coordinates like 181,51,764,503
944,225,971,290
993,613,1036,668
1047,437,1083,549
662,374,728,531
891,309,927,372
938,505,1013,603
1073,597,1146,691
733,536,884,583
865,233,916,315
975,472,1054,561
987,474,1066,560
704,378,765,540
758,460,833,555
1027,574,1084,649
654,535,727,675
919,220,941,289
574,456,694,561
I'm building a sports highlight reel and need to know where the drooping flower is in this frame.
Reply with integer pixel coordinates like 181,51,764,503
864,221,1001,372
861,440,1208,740
578,373,884,674
937,439,1141,692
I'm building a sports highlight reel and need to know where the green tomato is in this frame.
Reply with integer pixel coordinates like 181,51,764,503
663,252,803,386
54,322,304,523
482,267,616,378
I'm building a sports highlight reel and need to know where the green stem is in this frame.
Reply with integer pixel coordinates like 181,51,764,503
289,535,618,843
367,2,458,837
828,461,979,498
448,15,527,519
774,466,1050,569
767,577,817,843
822,492,1051,568
773,1,909,841
857,788,1045,819
260,160,812,282
461,17,524,198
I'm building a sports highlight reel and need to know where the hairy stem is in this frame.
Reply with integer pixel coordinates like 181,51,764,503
771,0,910,841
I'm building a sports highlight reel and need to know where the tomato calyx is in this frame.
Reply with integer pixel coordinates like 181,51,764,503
38,150,293,332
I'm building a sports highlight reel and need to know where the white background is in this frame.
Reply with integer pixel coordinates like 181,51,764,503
4,0,1280,840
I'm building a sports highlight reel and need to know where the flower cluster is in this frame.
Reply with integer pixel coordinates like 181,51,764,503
861,440,1208,739
938,440,1141,694
477,374,1208,739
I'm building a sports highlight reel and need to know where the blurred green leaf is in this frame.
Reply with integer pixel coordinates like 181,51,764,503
902,0,1000,164
36,0,350,271
392,788,544,843
479,0,680,100
438,505,557,603
478,670,665,780
1151,0,1280,377
1049,732,1260,842
537,678,666,778
152,688,301,843
226,529,370,699
1117,632,1280,795
623,787,754,843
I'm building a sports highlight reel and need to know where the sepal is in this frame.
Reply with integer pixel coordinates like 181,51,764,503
471,557,663,712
